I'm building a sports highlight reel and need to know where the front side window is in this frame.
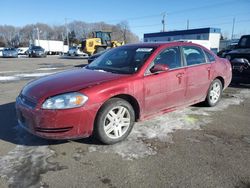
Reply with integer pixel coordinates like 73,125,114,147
33,46,43,50
153,47,182,69
87,46,155,74
183,46,206,66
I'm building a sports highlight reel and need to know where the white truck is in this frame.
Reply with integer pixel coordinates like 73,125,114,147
0,47,4,57
33,40,69,55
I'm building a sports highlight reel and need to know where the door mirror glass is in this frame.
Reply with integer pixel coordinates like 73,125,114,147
150,64,169,73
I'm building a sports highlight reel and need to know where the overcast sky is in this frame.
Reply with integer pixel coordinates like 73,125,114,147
1,0,250,39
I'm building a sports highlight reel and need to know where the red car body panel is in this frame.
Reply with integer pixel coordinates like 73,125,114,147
16,42,232,140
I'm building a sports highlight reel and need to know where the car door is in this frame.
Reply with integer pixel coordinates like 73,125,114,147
182,46,212,103
143,46,187,115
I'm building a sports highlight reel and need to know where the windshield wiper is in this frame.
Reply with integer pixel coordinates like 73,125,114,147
86,66,108,72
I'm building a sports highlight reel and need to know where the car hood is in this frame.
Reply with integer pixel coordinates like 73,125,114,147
228,48,250,55
21,68,127,101
34,50,44,52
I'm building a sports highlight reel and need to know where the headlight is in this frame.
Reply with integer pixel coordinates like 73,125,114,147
33,50,35,53
42,92,88,109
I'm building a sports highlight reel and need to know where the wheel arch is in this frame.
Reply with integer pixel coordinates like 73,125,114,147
95,93,141,122
214,76,225,89
110,94,140,121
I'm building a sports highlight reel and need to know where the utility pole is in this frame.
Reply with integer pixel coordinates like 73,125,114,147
161,12,166,32
36,27,40,46
231,17,235,40
61,32,65,54
187,19,189,30
65,18,69,47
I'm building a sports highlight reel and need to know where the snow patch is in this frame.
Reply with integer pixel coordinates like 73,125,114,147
36,68,58,71
0,76,18,81
0,72,57,82
89,89,250,160
0,126,66,187
15,72,54,78
0,145,66,187
0,71,18,74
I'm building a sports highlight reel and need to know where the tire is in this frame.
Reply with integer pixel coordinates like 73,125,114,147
94,98,135,144
205,79,222,107
95,47,105,54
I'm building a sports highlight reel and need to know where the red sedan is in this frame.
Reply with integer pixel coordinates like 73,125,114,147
16,42,232,144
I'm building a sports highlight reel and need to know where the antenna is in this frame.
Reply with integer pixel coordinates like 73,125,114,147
161,12,166,32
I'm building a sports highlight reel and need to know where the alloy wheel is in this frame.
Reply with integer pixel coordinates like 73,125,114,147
103,106,131,139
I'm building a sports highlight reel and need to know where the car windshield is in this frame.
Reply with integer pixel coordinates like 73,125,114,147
238,36,250,48
86,46,155,74
69,47,77,50
4,48,16,51
32,46,43,50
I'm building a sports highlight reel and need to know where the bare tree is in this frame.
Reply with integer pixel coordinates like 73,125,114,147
0,20,139,47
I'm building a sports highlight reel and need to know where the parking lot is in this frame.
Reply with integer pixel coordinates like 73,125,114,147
0,56,250,188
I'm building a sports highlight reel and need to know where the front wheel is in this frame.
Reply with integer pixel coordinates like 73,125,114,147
205,79,222,107
94,98,135,144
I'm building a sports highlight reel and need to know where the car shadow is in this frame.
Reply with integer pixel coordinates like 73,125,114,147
58,56,88,60
0,102,67,146
74,135,105,146
230,75,250,89
0,102,101,146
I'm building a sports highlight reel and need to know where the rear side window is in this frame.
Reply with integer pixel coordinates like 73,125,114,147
183,46,206,66
204,51,215,62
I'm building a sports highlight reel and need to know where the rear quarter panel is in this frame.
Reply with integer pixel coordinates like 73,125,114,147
212,57,232,89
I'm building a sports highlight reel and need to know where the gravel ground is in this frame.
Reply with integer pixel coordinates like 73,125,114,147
0,56,250,188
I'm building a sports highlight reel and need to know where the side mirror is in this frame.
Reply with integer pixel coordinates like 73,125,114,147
150,64,169,73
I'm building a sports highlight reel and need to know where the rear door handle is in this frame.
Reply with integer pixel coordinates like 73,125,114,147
176,73,184,78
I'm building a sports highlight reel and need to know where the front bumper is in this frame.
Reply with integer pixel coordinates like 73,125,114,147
15,96,96,140
30,52,45,57
3,53,17,57
231,58,250,75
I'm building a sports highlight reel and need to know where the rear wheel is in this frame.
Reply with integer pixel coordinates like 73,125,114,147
94,98,135,144
205,79,222,107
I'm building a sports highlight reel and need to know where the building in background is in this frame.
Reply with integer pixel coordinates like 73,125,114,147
144,27,221,53
219,38,239,51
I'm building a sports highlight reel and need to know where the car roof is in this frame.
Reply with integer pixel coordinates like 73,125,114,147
123,41,202,48
240,35,250,38
4,48,16,50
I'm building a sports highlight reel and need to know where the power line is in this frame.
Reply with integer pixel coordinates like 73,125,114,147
106,14,162,23
231,18,235,39
161,12,166,31
168,0,237,15
131,23,161,28
130,11,250,31
167,11,250,26
108,0,238,23
195,19,250,28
